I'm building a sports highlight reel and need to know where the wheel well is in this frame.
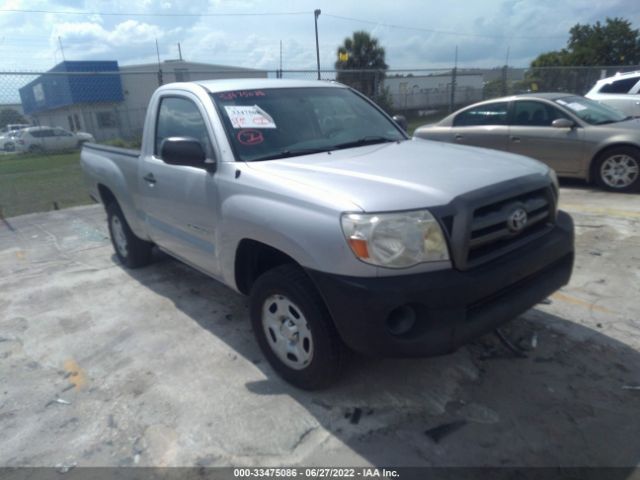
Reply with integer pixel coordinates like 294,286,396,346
234,239,297,295
590,144,640,182
97,184,117,209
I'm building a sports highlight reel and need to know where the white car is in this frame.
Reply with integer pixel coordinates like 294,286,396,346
0,123,30,151
586,71,640,118
13,126,95,153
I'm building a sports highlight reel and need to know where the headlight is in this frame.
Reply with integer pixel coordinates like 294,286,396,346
341,209,449,268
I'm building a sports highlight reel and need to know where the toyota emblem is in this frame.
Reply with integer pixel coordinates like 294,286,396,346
507,208,528,233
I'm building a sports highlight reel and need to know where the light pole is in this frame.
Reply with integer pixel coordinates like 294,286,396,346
314,9,321,80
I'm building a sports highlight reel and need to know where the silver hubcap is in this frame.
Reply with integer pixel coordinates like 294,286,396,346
262,295,313,370
111,216,128,258
601,154,639,188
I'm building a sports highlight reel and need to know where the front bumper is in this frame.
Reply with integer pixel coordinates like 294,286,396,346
307,210,574,357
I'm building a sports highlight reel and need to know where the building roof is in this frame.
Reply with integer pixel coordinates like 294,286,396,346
120,60,266,73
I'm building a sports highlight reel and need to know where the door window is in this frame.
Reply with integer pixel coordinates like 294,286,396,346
54,128,73,137
155,96,213,159
512,101,571,127
453,102,508,126
599,77,640,94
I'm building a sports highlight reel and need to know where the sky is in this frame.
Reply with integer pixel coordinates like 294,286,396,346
0,0,638,73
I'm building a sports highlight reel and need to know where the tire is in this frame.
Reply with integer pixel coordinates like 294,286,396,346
594,147,640,193
28,144,43,154
250,264,344,390
106,202,153,268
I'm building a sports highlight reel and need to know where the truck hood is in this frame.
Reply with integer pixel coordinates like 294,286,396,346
245,139,549,212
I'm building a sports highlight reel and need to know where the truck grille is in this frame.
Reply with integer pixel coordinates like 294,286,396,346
465,187,555,267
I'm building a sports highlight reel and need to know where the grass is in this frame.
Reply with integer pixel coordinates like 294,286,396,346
0,151,92,218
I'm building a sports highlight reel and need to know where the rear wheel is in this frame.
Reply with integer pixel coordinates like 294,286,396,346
28,144,43,154
106,202,153,268
250,264,344,390
594,147,640,192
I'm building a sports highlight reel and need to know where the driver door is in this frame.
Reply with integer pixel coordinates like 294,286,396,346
139,93,221,276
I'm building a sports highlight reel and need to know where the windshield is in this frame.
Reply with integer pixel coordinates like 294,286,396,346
211,87,405,162
555,96,628,125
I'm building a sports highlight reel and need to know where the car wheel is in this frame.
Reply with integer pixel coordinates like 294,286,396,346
250,264,344,390
106,202,153,268
595,147,640,192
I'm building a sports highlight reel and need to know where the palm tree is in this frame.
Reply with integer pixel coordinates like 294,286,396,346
335,31,388,99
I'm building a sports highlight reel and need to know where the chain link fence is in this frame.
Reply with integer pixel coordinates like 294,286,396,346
0,64,638,218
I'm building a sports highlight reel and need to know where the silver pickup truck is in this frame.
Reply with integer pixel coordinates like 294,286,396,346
81,79,574,389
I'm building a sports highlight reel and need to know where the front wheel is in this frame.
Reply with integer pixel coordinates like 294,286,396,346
250,264,344,390
106,202,153,268
594,147,640,192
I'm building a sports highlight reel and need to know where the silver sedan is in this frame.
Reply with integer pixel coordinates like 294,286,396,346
414,93,640,192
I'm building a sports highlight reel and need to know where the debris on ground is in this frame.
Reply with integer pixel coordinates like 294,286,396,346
424,420,468,443
46,397,71,407
349,407,362,425
495,328,528,358
55,462,76,473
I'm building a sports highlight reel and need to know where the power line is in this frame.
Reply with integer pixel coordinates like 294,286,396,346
323,13,568,40
0,8,310,17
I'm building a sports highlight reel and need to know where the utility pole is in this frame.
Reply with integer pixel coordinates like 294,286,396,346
279,40,283,79
502,45,510,96
178,42,183,61
58,36,66,61
314,9,321,80
450,45,458,112
156,39,163,86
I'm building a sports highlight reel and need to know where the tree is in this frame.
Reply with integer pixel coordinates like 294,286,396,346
0,108,27,129
335,31,389,108
527,18,640,93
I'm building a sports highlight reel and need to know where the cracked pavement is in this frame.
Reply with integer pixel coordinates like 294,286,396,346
0,181,639,468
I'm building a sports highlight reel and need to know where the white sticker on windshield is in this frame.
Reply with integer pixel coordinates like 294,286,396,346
224,105,276,129
566,102,587,111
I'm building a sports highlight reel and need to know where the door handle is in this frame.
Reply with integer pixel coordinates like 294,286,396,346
143,173,156,185
510,136,521,143
454,134,463,141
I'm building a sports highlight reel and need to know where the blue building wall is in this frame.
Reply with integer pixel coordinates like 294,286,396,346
19,61,124,115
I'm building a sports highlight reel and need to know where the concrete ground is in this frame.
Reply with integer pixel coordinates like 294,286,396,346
1,181,639,469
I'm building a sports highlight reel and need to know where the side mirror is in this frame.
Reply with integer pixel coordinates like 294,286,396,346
551,118,574,129
160,137,215,171
392,114,408,132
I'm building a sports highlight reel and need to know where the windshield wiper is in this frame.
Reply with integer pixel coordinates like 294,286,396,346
249,147,330,162
330,135,400,151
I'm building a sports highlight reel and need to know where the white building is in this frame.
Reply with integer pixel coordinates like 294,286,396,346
386,72,484,110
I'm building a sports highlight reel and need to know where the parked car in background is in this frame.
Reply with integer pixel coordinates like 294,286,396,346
414,93,640,192
13,126,95,153
0,123,30,151
586,71,640,118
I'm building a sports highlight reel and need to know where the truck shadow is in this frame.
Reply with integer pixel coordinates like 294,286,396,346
121,252,640,470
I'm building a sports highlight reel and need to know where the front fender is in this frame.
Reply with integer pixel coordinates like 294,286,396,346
216,193,377,291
